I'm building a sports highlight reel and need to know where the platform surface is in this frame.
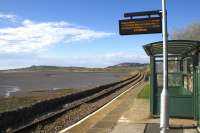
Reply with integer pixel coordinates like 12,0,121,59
63,83,197,133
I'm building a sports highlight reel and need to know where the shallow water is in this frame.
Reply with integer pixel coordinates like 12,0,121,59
0,71,128,97
0,85,20,97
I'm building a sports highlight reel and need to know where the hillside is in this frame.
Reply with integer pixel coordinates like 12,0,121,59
107,63,148,68
1,63,148,73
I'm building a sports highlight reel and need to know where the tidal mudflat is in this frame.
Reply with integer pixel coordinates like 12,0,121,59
0,71,129,97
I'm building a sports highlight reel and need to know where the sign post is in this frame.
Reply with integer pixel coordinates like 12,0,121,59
119,7,169,133
160,0,169,133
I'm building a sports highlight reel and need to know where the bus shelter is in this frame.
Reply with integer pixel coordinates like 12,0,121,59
143,40,200,122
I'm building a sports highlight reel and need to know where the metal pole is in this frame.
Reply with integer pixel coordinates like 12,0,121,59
160,0,169,133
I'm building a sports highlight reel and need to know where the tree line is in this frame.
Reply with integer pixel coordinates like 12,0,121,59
171,22,200,40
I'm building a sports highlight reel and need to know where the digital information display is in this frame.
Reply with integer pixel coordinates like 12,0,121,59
119,17,162,35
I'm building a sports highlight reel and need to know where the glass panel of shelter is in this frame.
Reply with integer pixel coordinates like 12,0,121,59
155,56,193,92
183,57,193,92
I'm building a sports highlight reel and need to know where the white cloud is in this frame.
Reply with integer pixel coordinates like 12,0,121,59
0,13,17,21
0,19,114,53
0,13,148,69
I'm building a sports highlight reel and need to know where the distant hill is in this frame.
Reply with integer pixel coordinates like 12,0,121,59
2,63,148,73
24,65,86,70
107,63,148,68
6,65,88,71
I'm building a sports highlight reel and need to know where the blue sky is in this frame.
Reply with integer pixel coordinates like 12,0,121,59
0,0,199,69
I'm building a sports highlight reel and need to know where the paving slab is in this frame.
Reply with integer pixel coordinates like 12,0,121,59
183,129,198,133
92,121,116,129
111,123,146,133
87,128,112,133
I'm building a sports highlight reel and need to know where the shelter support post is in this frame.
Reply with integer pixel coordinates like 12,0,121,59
150,56,156,115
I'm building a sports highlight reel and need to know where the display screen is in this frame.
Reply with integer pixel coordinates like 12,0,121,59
119,17,162,35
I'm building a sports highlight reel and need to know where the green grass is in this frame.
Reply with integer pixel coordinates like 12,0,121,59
137,83,150,99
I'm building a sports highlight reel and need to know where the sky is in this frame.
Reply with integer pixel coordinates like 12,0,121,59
0,0,199,69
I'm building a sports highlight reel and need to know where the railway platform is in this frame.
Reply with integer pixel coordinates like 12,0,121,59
60,82,198,133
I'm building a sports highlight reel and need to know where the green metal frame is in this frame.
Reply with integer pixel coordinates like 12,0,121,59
193,52,198,120
150,56,156,115
195,66,200,123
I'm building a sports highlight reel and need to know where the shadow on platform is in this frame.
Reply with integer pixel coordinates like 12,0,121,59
145,123,197,133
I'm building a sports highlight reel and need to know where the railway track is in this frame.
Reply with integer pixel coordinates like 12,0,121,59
7,71,145,133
